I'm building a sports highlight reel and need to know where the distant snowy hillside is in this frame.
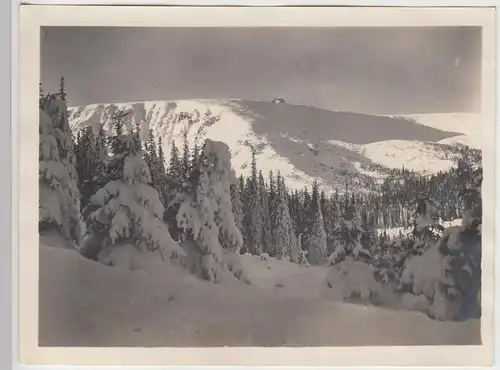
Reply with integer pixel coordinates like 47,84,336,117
396,113,481,136
68,99,477,192
388,113,482,150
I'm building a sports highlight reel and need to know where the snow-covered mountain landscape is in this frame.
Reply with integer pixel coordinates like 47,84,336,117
32,24,487,364
68,99,481,192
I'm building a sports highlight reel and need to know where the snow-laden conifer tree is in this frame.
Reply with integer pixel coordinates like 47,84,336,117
322,194,338,256
237,174,249,253
306,181,328,264
163,139,184,238
328,187,370,266
168,140,182,184
287,189,300,233
300,186,313,250
144,130,167,205
175,140,247,283
271,173,300,261
258,170,273,254
191,139,200,171
59,76,67,101
410,197,445,254
39,93,83,245
75,124,108,209
243,148,263,255
399,171,482,320
230,171,244,235
181,130,191,183
308,204,328,264
107,110,133,181
81,125,185,264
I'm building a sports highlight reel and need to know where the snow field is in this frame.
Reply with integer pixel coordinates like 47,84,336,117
39,238,481,347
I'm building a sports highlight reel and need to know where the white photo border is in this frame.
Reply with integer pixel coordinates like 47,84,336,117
10,2,498,368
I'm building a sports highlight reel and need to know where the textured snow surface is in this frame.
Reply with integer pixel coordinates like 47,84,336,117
328,139,456,174
389,113,482,150
68,99,474,192
396,113,482,136
438,134,482,150
39,240,480,347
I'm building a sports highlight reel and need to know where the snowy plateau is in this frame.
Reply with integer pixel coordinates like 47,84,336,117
68,99,482,193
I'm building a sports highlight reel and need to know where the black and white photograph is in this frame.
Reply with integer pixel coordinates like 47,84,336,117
17,5,495,367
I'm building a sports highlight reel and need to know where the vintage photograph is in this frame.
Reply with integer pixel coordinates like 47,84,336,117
17,6,495,366
36,24,485,348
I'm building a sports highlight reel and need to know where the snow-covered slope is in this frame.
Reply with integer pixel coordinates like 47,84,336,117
68,99,477,192
390,113,482,150
328,139,458,174
395,113,481,136
39,242,480,348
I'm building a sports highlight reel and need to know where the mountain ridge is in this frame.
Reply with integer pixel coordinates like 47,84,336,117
68,99,480,193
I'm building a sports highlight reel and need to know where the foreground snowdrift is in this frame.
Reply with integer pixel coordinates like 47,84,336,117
39,244,480,347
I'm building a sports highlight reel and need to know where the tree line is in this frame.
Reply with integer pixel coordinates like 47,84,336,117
73,99,481,266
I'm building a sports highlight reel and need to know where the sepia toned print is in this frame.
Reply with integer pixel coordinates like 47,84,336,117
18,5,495,367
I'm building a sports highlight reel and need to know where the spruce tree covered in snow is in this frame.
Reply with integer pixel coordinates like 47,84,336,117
269,171,279,255
191,138,200,172
144,129,156,166
230,172,244,236
300,187,313,251
107,111,133,181
81,125,184,263
411,197,445,253
288,188,301,234
399,169,482,321
258,170,273,254
375,196,445,283
237,174,249,253
59,76,66,101
174,140,246,283
39,92,83,244
144,130,167,205
163,140,184,237
307,181,328,264
181,130,191,183
268,171,277,210
156,136,169,203
328,185,370,266
243,148,263,255
132,121,143,154
168,140,182,185
39,82,48,108
271,172,300,261
435,170,482,319
158,136,165,165
75,125,108,209
322,193,338,256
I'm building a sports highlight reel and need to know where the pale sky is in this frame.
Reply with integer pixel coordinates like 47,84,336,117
40,26,481,115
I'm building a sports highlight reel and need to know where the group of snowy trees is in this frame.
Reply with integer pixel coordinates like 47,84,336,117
70,99,481,276
396,170,482,321
39,81,246,283
39,79,83,245
39,80,483,320
233,149,304,262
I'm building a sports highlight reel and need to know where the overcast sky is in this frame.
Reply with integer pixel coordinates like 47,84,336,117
40,26,481,114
